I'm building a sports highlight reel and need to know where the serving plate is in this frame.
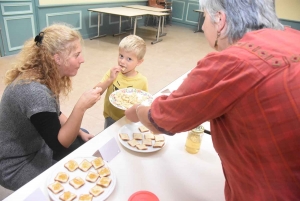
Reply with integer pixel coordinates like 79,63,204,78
118,122,166,153
46,157,116,201
109,88,153,110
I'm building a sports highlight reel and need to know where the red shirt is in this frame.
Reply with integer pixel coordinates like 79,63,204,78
150,28,300,200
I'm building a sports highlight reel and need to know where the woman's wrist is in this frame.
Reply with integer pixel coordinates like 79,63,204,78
135,104,142,115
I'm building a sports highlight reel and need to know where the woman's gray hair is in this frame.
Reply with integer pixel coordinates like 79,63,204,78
200,0,284,44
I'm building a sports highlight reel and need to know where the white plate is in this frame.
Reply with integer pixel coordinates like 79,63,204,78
109,88,153,110
47,157,116,201
118,122,166,153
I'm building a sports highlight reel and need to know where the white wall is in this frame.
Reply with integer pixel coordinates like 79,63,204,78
275,0,300,21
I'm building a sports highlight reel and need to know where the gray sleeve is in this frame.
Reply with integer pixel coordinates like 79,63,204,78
13,82,59,118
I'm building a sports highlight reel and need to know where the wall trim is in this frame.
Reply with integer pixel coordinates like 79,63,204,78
0,0,30,1
109,14,129,25
279,18,300,23
46,11,82,30
89,11,103,28
172,0,185,21
185,3,198,24
3,15,35,51
1,2,32,16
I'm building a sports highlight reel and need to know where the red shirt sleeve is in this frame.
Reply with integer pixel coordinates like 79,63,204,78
150,51,265,134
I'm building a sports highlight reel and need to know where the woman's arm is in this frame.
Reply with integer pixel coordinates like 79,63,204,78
125,104,161,134
30,112,65,151
57,87,101,147
59,112,93,142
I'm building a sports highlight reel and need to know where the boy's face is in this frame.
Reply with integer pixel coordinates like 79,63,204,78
118,48,143,75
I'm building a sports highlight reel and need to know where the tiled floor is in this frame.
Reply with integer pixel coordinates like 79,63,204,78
0,24,212,199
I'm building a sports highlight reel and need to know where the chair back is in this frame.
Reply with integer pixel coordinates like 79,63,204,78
148,0,164,8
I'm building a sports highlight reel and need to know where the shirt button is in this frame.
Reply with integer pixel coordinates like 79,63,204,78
290,55,300,62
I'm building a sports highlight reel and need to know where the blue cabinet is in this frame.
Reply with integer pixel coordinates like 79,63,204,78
172,0,200,29
0,0,37,56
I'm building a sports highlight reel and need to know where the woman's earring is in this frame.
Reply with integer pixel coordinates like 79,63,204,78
214,32,221,49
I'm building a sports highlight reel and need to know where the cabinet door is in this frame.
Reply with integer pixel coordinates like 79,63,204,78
172,0,201,28
0,2,36,56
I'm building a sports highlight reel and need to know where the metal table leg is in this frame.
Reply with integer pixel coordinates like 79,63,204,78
113,16,127,37
151,16,163,44
159,16,167,37
125,17,134,32
194,11,204,33
133,17,137,35
90,13,107,40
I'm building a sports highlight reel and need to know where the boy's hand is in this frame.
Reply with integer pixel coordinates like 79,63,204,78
109,66,122,80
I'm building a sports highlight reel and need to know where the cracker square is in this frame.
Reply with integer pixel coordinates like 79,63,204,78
119,133,130,141
144,133,154,140
79,159,92,172
64,160,78,172
79,194,93,201
138,125,149,132
69,177,85,189
86,171,99,183
97,176,112,188
54,172,69,183
59,191,77,201
98,167,111,177
48,181,64,194
89,185,104,197
153,141,165,148
133,133,143,140
91,157,105,169
143,138,152,146
127,139,139,147
154,135,165,142
136,144,148,150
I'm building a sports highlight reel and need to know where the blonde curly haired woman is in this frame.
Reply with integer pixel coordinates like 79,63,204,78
0,23,102,190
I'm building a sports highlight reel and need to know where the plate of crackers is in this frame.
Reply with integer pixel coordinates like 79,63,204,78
118,122,166,153
47,157,116,201
109,88,153,110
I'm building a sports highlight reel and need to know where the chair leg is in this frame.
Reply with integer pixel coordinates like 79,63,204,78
145,15,150,26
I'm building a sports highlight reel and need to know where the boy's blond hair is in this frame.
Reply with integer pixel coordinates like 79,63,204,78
119,35,146,60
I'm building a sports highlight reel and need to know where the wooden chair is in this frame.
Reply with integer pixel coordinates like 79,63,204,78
148,0,164,8
156,0,172,25
146,0,172,26
146,0,164,26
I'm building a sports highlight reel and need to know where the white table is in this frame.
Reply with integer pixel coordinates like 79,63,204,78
88,7,169,44
3,71,224,201
124,5,170,37
124,5,170,12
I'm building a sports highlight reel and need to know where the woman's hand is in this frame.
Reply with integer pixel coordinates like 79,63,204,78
79,130,94,142
76,87,102,111
125,104,140,122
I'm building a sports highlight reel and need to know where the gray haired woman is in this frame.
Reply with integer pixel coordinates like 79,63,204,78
126,0,300,200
